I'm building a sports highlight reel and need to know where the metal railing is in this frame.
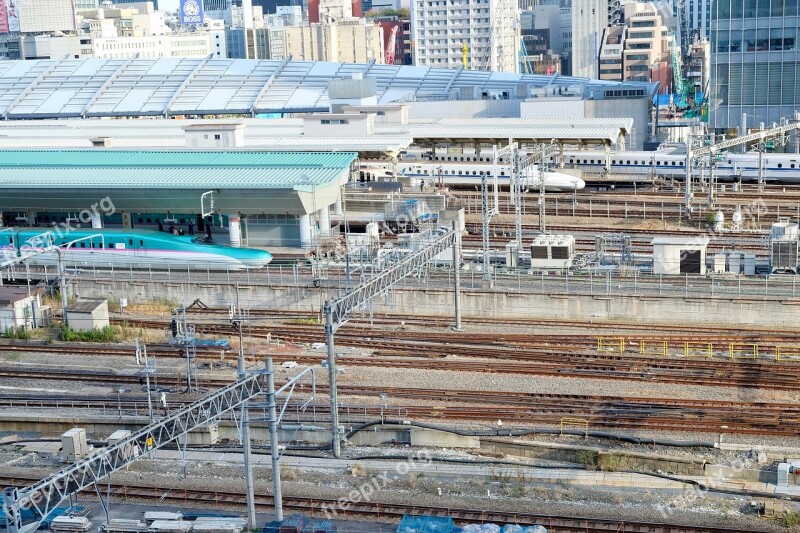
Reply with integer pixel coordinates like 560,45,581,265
9,260,800,302
396,268,800,300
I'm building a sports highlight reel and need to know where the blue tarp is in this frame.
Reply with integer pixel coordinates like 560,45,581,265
194,338,231,349
396,515,455,533
655,91,705,108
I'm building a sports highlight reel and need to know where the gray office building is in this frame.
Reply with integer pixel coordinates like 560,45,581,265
710,0,800,133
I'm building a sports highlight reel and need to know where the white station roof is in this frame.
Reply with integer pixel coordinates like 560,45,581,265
0,116,632,150
0,57,657,120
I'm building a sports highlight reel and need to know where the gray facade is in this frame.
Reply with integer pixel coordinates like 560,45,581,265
710,0,800,132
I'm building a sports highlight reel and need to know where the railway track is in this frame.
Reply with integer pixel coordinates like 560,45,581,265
0,475,763,533
110,317,800,345
178,308,799,336
2,368,800,435
6,335,800,392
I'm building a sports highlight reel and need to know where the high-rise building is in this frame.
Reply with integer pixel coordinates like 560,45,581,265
278,18,383,62
571,0,625,78
622,2,672,86
113,0,160,10
226,26,271,57
682,0,712,41
0,0,78,34
76,0,99,11
710,0,800,133
411,0,519,72
307,0,351,22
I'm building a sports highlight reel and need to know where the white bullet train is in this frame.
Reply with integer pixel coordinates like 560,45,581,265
559,149,800,182
359,157,585,192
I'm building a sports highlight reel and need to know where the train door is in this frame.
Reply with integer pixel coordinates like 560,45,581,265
127,237,146,257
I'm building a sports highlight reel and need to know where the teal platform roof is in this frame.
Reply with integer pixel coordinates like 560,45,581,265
0,150,357,192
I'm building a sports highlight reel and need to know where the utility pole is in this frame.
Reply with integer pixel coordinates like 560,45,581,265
481,175,492,281
265,357,282,522
452,220,462,330
233,285,256,528
323,302,341,457
169,306,198,393
135,339,154,425
57,250,68,327
538,144,548,233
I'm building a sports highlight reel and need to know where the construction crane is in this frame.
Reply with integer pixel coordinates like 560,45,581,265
519,37,533,74
384,25,399,64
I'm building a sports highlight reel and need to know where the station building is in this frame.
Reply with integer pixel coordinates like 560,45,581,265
0,150,357,250
0,57,657,149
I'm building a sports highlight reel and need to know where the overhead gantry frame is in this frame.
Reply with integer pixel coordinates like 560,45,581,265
685,113,800,211
3,375,265,533
323,229,460,457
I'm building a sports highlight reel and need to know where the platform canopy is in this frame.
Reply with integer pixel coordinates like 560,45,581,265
0,150,357,215
0,57,658,120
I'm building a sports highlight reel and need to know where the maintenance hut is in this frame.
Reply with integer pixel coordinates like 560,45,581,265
0,150,358,250
0,287,44,333
651,237,710,275
65,299,110,332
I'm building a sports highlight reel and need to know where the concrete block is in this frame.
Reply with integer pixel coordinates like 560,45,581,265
410,428,479,448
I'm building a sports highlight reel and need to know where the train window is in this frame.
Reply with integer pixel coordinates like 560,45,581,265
140,240,144,246
672,162,676,166
108,243,113,248
569,159,574,164
626,160,630,165
779,163,783,168
634,161,639,165
128,239,133,245
147,218,152,224
500,171,505,176
679,162,684,166
458,171,463,175
137,218,143,224
79,242,85,248
793,164,796,169
590,160,595,164
473,171,478,175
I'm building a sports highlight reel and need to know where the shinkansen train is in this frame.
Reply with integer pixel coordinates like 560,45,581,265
359,161,585,192
559,150,800,182
0,228,273,270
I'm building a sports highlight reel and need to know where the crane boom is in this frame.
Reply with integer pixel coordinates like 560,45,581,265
384,25,398,64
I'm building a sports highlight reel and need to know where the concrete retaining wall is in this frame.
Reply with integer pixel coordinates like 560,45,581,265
72,279,800,327
481,439,707,476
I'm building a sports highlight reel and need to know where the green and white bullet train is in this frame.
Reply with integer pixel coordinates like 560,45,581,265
0,228,272,270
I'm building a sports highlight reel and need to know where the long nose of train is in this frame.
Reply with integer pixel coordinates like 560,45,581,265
572,177,586,190
238,249,274,269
